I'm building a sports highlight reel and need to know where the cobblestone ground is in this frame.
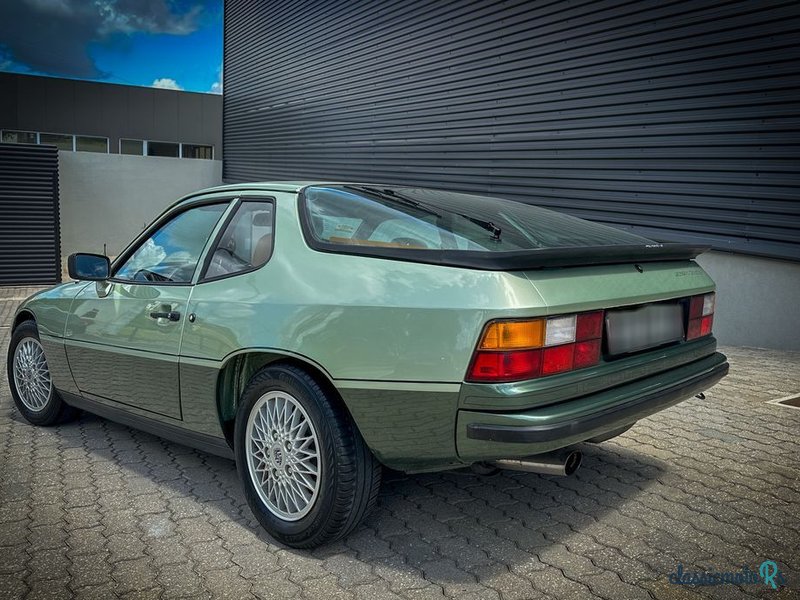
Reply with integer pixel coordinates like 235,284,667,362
1,286,799,599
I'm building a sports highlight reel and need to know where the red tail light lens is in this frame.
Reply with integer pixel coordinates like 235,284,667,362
700,314,714,336
689,295,704,319
686,292,715,340
541,344,574,375
466,310,604,383
468,293,716,383
576,311,604,341
468,350,542,382
574,339,602,369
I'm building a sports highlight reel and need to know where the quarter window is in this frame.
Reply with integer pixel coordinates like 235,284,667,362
182,144,213,159
76,135,108,153
147,141,180,158
114,204,228,283
39,133,74,151
1,130,37,144
204,201,275,279
120,139,144,155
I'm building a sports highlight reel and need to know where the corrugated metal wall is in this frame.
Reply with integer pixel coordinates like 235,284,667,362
224,0,800,261
0,144,61,284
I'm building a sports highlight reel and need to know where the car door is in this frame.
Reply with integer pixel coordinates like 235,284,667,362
65,199,232,418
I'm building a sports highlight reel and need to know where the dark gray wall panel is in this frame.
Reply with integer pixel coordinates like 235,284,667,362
153,91,180,141
223,0,800,261
101,85,128,140
178,93,204,143
0,73,223,158
44,79,75,135
125,85,156,139
0,144,61,284
14,76,46,132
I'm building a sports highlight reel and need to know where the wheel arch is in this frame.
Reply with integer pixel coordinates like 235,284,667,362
12,309,36,330
215,349,357,448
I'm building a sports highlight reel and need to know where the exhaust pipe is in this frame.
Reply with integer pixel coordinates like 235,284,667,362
487,449,582,477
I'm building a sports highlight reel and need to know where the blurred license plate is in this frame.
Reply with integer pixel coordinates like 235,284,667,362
605,303,684,355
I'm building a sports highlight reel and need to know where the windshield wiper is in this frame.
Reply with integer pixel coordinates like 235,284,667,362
346,185,500,241
458,214,502,242
347,185,443,219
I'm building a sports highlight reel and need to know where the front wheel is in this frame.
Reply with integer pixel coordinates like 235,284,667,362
234,364,381,548
7,320,76,426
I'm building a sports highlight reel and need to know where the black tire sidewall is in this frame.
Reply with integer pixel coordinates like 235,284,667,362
234,366,340,544
7,321,64,426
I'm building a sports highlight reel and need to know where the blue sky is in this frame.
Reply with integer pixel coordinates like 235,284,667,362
0,0,223,94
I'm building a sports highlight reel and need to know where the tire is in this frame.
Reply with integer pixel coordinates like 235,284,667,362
234,364,381,548
7,320,77,426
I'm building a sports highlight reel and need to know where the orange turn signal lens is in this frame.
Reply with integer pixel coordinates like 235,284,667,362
479,319,544,350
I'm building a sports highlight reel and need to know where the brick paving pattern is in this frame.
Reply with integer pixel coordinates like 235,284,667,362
1,287,798,599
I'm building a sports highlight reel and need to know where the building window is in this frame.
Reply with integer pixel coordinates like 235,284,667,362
120,139,144,155
147,141,180,158
40,133,74,151
76,135,108,153
181,144,214,159
1,130,38,144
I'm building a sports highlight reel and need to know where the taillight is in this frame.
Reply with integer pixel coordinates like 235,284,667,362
686,292,715,340
467,311,604,383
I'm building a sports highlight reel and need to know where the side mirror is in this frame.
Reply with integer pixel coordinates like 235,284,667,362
67,253,110,281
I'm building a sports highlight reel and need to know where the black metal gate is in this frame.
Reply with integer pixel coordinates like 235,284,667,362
0,143,61,284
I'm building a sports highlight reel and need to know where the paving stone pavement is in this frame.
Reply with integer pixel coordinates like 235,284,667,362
1,286,799,599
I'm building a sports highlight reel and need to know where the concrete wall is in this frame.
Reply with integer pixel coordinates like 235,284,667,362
695,251,800,351
58,152,222,264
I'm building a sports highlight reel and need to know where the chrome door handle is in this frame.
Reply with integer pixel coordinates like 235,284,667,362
149,311,180,321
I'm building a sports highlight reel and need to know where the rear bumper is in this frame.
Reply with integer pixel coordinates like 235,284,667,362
457,352,728,461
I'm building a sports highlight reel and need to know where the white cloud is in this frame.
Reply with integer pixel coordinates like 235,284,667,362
210,64,222,94
97,0,202,36
152,77,182,90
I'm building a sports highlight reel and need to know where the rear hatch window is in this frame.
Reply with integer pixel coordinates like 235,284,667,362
300,185,705,269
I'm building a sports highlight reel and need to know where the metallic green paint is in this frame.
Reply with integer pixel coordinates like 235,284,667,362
17,282,88,338
12,182,728,473
38,335,80,395
459,336,718,411
338,387,461,472
64,282,192,419
523,261,714,315
456,352,728,462
182,190,714,384
179,361,232,437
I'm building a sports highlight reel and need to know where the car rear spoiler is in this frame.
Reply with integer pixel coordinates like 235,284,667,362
474,243,711,270
310,243,711,271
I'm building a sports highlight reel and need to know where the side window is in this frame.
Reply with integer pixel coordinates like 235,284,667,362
203,201,275,279
114,203,228,283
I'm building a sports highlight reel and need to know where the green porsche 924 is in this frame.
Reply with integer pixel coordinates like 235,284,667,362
7,182,728,547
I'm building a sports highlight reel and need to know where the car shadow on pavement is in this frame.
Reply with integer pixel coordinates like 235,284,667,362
3,401,680,598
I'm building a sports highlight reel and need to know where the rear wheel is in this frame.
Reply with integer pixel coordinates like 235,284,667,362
7,320,77,426
234,364,381,548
